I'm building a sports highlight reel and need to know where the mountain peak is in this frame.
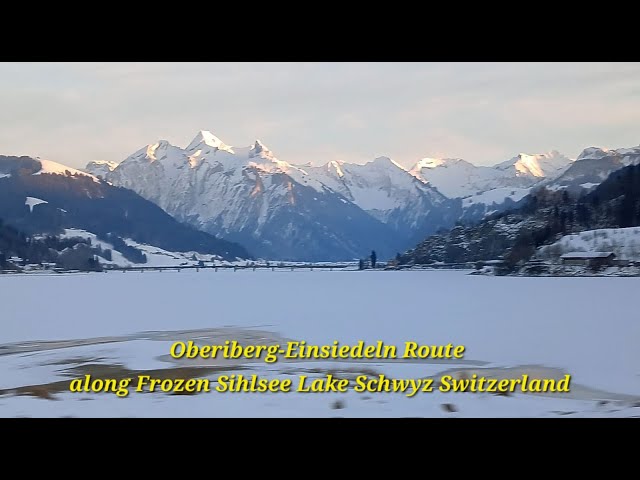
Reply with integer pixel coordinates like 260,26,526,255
326,160,345,177
85,160,119,178
411,157,469,173
514,150,564,160
576,145,640,161
249,139,275,160
412,157,445,170
493,151,572,178
371,156,392,164
368,156,405,171
87,160,118,170
186,131,234,154
576,146,613,161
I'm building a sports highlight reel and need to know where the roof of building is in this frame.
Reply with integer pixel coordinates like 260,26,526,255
560,251,616,259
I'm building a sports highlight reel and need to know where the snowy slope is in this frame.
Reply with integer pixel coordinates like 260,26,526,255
411,158,500,198
306,157,456,247
25,196,48,213
461,187,531,210
0,155,98,182
34,159,98,181
59,229,130,266
536,227,640,262
308,157,445,219
304,156,453,245
61,228,236,267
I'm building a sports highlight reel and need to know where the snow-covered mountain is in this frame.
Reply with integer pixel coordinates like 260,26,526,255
544,145,640,192
58,228,245,268
399,156,640,269
88,132,406,261
411,157,492,198
308,157,443,220
411,151,572,198
305,157,456,246
409,151,574,221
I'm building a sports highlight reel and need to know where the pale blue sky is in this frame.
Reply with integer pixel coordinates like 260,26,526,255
1,62,639,169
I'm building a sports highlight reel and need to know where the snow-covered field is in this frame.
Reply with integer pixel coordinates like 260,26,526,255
0,270,638,417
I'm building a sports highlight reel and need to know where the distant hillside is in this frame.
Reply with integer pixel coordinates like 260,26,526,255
536,227,640,262
0,219,105,271
0,155,251,261
398,162,640,269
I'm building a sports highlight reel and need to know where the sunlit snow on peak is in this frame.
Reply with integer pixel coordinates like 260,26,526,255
327,160,345,177
515,153,545,177
186,130,234,154
369,156,406,171
413,157,447,170
34,159,99,182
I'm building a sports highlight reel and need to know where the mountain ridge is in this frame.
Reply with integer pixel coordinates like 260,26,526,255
88,132,430,261
87,131,444,260
86,131,640,261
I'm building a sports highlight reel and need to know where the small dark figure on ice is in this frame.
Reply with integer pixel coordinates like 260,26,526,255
370,250,377,269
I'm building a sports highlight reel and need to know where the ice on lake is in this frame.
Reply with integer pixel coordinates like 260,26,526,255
1,269,638,417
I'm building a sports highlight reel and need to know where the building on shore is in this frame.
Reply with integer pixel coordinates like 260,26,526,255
560,252,616,268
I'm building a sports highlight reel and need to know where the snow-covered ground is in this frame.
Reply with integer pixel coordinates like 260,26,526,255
25,196,48,213
536,227,640,261
59,228,232,267
0,270,638,417
33,159,98,181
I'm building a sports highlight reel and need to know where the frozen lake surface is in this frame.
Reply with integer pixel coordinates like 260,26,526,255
0,269,638,417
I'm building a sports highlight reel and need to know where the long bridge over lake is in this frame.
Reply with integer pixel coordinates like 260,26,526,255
4,261,482,275
97,261,481,273
101,262,381,273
